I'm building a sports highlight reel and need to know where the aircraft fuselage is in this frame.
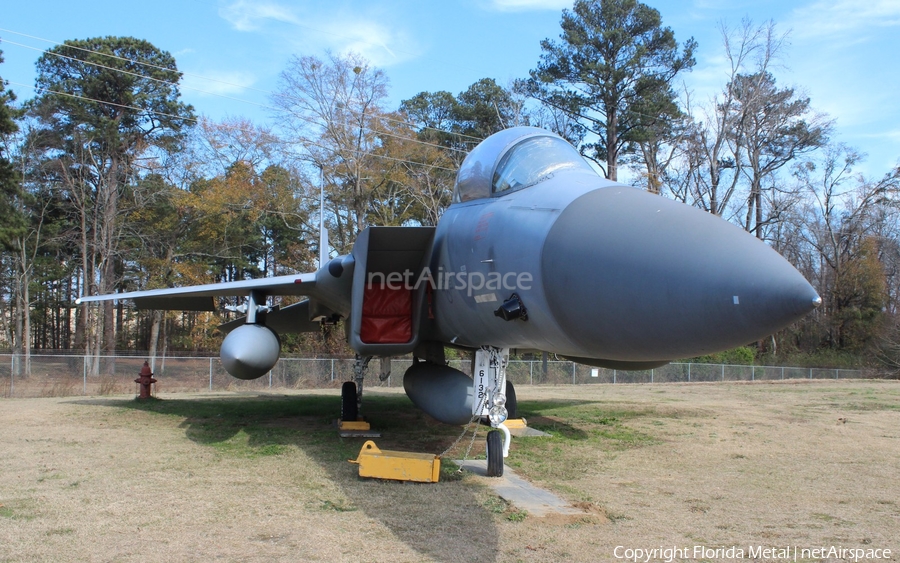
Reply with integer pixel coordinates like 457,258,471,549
429,170,818,365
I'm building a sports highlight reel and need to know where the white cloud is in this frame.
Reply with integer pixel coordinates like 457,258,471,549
217,1,418,67
219,0,301,32
314,18,418,67
180,70,257,97
484,0,571,12
787,0,900,39
854,128,900,141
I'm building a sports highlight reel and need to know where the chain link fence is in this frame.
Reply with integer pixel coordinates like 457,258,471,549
0,353,870,399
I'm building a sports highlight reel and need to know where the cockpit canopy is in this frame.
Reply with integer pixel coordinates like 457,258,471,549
453,127,597,203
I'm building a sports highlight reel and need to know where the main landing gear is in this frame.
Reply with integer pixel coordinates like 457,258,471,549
339,355,373,422
341,380,358,422
338,356,378,437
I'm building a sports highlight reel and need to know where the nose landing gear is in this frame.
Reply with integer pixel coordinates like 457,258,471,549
474,346,512,477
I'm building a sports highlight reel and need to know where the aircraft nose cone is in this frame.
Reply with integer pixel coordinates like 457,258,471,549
541,187,819,361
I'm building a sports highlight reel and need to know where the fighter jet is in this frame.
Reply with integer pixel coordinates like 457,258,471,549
77,126,821,476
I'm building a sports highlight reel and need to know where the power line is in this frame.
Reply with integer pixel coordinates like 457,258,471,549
2,25,715,145
5,26,695,169
9,80,197,124
2,37,472,159
0,27,484,144
3,38,268,107
6,80,459,174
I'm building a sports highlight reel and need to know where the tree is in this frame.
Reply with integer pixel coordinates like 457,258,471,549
454,78,524,142
0,46,24,250
192,116,280,179
400,90,463,148
28,36,194,367
670,19,828,231
399,79,529,222
627,83,689,194
271,51,391,254
526,0,695,180
0,46,28,371
792,143,899,352
732,71,830,237
366,114,457,227
667,20,772,216
399,79,530,224
523,100,586,147
402,79,524,148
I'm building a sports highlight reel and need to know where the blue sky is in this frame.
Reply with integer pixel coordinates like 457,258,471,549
2,0,899,178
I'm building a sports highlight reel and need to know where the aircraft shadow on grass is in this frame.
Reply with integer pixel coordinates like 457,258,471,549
71,393,589,562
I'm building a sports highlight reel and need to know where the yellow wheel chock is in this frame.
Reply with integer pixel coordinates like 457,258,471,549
337,419,380,438
503,418,527,429
349,441,441,483
338,420,371,431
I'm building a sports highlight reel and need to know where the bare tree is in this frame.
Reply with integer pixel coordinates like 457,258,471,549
193,116,280,177
795,143,900,350
671,19,780,216
732,70,830,238
271,51,390,254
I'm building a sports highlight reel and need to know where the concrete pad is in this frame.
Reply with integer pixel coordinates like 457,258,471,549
455,459,584,517
508,426,551,437
339,429,382,438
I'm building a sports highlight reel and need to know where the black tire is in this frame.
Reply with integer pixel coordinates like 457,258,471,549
505,380,517,420
486,430,504,477
341,381,358,422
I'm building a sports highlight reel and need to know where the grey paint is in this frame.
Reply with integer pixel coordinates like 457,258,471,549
220,324,280,380
428,128,818,362
541,187,818,360
75,127,820,381
403,361,473,425
219,300,324,335
133,295,216,311
76,272,318,308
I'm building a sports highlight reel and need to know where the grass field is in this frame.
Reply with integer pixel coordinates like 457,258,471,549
1,380,898,562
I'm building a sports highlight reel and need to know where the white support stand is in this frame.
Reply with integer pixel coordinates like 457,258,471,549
498,423,511,458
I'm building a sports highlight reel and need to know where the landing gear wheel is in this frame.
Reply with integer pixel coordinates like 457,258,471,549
486,430,504,477
505,380,517,420
341,381,358,422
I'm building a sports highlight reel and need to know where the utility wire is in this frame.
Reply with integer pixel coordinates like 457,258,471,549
2,37,472,157
3,26,690,145
7,80,459,174
0,27,484,143
3,26,700,166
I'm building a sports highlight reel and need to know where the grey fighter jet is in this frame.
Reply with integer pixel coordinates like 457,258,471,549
77,126,820,476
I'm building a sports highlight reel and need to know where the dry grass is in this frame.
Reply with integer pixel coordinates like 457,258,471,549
0,380,898,562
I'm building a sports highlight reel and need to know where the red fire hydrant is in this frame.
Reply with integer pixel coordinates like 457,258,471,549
135,361,157,399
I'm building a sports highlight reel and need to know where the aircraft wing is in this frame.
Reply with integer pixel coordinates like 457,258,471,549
75,272,317,311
